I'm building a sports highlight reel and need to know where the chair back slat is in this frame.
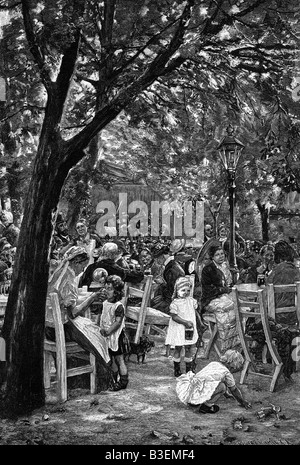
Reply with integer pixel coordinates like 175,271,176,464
273,306,296,313
127,287,144,299
238,300,261,310
238,290,261,299
273,284,298,293
188,274,195,296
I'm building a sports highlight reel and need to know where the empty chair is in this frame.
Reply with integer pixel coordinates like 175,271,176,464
123,275,154,344
123,275,171,343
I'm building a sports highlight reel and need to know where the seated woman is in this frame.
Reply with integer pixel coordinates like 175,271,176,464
201,245,240,353
47,246,111,390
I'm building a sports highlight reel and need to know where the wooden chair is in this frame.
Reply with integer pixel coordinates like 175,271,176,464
266,282,300,370
44,292,96,402
231,286,283,392
123,275,154,344
123,275,172,343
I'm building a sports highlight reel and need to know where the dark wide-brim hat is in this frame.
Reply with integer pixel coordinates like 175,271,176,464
195,238,221,276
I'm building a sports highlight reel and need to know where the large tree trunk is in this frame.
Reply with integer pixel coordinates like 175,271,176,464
0,148,65,414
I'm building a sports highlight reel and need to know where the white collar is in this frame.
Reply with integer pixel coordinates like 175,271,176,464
164,255,174,266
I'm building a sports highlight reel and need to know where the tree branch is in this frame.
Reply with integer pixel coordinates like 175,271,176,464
80,32,98,57
0,1,21,9
55,0,86,114
109,16,182,82
75,73,98,88
21,0,51,89
0,103,45,123
56,33,81,111
60,0,195,169
202,0,268,36
103,0,116,47
235,0,268,18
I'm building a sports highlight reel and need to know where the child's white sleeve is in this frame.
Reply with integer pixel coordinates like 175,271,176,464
169,301,178,314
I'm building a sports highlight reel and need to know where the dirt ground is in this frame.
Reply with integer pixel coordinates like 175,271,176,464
0,332,300,448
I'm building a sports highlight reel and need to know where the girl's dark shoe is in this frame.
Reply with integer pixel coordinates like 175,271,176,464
174,361,182,377
198,404,219,414
109,374,128,391
185,362,195,373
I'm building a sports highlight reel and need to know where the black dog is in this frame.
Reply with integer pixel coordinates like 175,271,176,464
125,335,155,364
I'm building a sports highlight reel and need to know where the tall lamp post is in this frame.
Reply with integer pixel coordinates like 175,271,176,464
0,77,6,211
217,125,245,283
0,76,6,117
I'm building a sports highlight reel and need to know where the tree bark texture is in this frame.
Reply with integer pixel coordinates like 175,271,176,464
0,142,66,414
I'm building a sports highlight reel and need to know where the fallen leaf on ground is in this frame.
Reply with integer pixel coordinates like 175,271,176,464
182,434,194,444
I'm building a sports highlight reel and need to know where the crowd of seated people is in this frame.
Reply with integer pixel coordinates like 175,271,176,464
0,206,292,397
2,207,296,385
2,203,300,393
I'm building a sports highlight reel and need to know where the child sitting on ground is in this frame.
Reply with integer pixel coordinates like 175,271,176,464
176,349,252,414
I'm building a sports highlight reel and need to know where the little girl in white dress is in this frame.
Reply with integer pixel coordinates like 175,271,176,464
176,349,251,414
165,277,199,377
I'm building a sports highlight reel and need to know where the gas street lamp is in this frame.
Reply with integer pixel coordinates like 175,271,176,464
217,125,245,283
